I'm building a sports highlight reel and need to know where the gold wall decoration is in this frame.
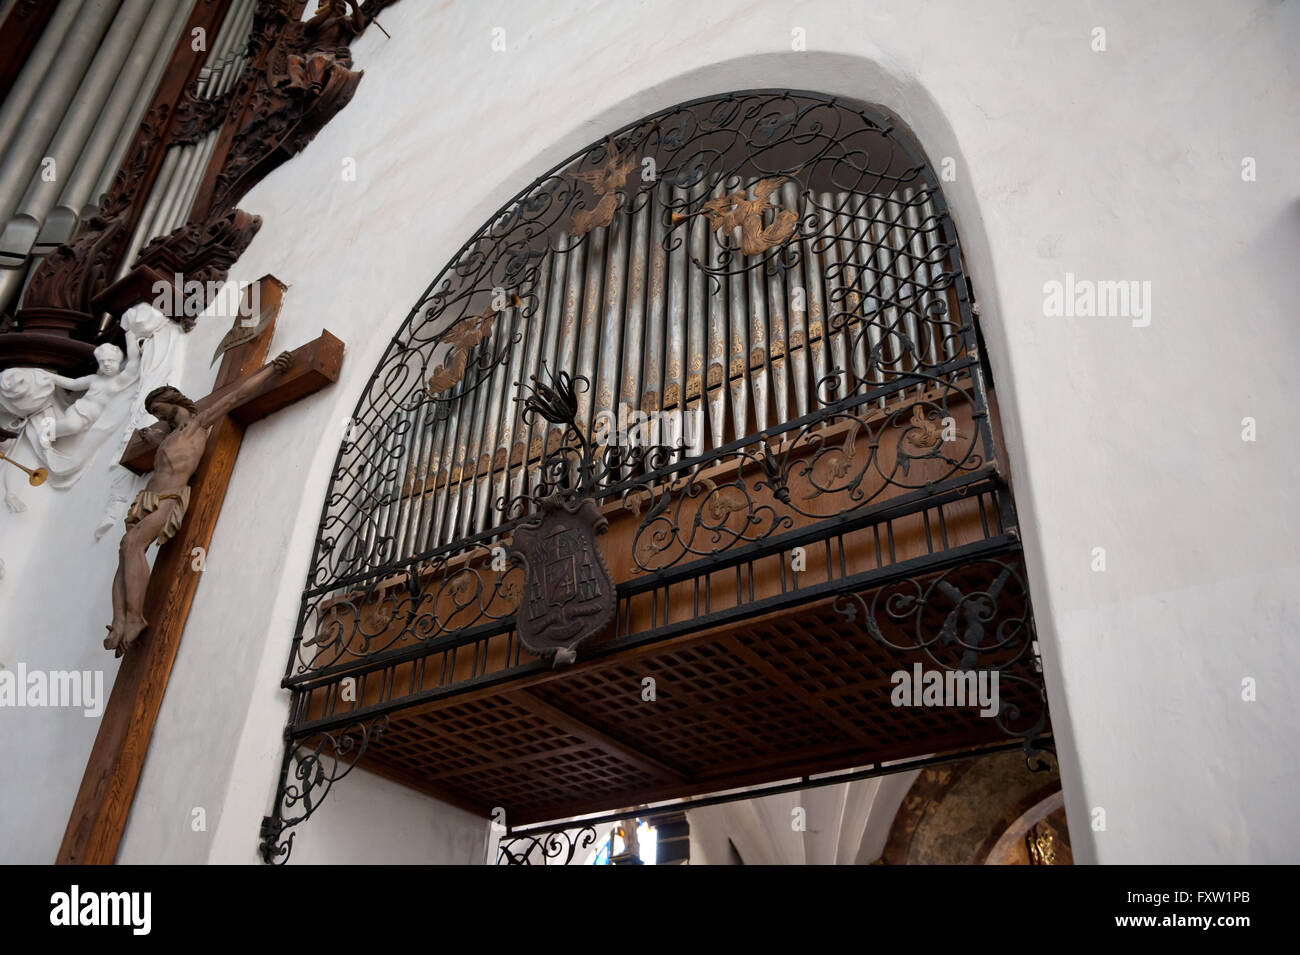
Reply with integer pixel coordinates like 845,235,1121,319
675,178,799,256
569,139,637,237
427,295,520,396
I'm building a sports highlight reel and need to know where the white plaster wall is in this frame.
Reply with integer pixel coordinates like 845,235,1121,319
274,768,488,865
2,0,1297,864
686,770,919,864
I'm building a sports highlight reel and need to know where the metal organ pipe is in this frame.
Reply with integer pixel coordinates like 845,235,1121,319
520,250,563,502
746,191,770,432
641,192,667,448
117,0,258,275
704,183,728,448
620,199,649,453
781,180,810,419
491,294,531,531
844,190,886,408
725,212,749,441
576,223,605,443
817,191,848,402
451,339,487,541
901,186,938,378
595,201,630,465
162,0,257,235
40,0,180,249
402,174,954,555
86,0,191,220
0,0,88,167
664,187,687,449
832,191,867,398
0,0,147,315
472,303,512,534
766,192,790,427
866,194,902,393
882,191,922,396
0,0,115,227
684,181,707,457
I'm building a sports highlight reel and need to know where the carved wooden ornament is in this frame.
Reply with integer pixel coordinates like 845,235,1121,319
509,496,616,664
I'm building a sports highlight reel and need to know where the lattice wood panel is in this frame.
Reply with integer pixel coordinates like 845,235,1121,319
357,557,1043,826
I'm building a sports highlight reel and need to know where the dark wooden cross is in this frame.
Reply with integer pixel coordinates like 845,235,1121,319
58,275,344,865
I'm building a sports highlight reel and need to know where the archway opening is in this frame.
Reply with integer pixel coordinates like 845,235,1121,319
259,89,1055,864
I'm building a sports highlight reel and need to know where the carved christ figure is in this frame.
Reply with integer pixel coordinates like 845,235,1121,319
105,351,293,656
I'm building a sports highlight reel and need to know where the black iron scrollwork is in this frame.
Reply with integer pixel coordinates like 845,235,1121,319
303,90,972,602
506,362,681,516
496,825,601,865
259,717,389,864
832,559,1051,765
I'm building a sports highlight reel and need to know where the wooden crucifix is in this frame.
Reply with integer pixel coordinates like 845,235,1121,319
57,275,344,865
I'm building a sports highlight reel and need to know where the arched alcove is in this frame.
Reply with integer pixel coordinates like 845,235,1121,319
258,87,1054,865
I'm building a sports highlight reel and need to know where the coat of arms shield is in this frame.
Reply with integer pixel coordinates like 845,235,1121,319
508,495,616,663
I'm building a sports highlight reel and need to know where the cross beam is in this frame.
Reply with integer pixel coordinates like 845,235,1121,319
120,329,343,474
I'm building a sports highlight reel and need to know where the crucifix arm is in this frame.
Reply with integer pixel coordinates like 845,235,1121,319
196,351,293,429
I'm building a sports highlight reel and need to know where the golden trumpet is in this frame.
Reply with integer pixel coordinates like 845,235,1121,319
0,449,46,486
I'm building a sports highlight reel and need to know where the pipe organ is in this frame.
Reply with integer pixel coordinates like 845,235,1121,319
334,176,967,584
0,1,378,378
268,91,1049,860
0,1,204,315
116,0,260,276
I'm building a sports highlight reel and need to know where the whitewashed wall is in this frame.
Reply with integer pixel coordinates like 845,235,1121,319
1,0,1296,864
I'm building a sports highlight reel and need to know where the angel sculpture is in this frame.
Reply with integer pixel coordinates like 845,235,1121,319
675,177,799,256
38,336,142,449
568,139,638,236
427,295,521,396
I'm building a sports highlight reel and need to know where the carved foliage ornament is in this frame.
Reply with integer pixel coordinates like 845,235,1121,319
508,496,615,665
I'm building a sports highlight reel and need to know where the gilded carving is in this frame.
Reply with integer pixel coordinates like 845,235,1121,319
674,178,798,256
568,138,637,237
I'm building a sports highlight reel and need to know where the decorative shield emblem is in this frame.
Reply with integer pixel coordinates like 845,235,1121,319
509,496,615,663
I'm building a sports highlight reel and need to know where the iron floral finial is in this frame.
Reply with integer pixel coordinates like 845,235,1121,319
518,363,583,429
514,363,595,500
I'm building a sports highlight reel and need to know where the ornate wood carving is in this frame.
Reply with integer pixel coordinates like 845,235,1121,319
169,84,236,147
22,105,172,316
129,209,264,332
198,0,372,219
